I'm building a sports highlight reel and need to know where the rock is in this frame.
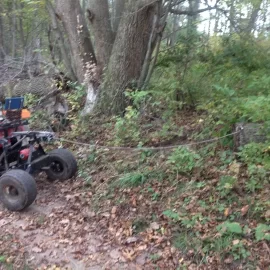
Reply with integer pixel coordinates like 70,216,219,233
234,123,268,149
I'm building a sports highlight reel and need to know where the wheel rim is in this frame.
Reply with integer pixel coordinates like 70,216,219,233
50,160,64,175
3,185,19,201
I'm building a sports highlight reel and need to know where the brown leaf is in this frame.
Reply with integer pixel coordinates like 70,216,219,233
265,210,270,219
111,206,117,214
224,208,231,217
122,248,136,261
232,239,240,245
241,205,249,216
110,248,121,260
150,222,160,230
224,256,233,264
126,237,138,244
229,162,241,175
32,246,42,253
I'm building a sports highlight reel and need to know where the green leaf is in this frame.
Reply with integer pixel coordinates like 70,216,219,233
0,255,6,262
163,209,180,221
255,224,270,241
226,222,243,234
217,221,243,235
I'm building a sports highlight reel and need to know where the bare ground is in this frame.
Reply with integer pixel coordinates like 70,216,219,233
0,174,141,270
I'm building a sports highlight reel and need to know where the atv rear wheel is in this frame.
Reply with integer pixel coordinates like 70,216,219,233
0,170,37,211
46,148,77,181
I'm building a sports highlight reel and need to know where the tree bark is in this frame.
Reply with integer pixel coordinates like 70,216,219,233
55,0,96,83
214,9,220,34
112,0,126,33
245,0,263,34
46,0,76,80
229,0,235,34
87,0,114,71
170,14,180,46
11,0,17,59
187,0,200,35
0,3,5,63
97,0,158,115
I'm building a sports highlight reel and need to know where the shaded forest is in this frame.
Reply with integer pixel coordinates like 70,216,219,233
0,0,269,269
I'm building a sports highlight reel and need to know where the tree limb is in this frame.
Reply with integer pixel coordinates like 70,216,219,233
170,5,217,16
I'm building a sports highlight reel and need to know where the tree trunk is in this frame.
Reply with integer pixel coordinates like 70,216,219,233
97,0,157,115
0,3,5,63
187,0,200,35
229,0,235,34
112,0,126,34
246,0,263,34
18,1,25,50
214,9,219,34
87,0,114,71
11,0,17,59
55,0,96,83
170,14,180,46
46,0,76,80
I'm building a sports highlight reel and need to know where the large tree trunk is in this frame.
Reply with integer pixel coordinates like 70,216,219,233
55,0,96,83
11,0,17,59
112,0,126,34
214,9,220,34
46,0,76,81
246,0,263,34
97,0,157,115
229,0,235,34
0,3,4,63
87,0,114,71
187,0,200,35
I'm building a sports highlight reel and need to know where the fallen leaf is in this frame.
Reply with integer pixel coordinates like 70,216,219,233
150,222,160,230
32,247,42,253
232,239,240,245
224,256,233,264
126,237,138,244
265,210,270,219
110,249,121,260
229,162,241,175
224,208,231,217
122,248,136,261
59,219,70,224
241,205,249,216
111,206,117,214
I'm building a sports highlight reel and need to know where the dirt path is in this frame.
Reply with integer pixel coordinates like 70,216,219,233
0,175,139,270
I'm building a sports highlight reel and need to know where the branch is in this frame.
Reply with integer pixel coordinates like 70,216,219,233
170,6,217,16
170,0,222,16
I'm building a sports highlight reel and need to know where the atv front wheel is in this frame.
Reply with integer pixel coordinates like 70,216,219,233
0,170,37,211
46,148,77,181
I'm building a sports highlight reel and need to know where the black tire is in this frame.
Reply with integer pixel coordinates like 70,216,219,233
0,170,37,211
46,148,77,181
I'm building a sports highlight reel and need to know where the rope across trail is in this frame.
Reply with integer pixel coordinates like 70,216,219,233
55,127,243,152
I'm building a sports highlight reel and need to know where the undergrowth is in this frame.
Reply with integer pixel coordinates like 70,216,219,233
27,33,270,269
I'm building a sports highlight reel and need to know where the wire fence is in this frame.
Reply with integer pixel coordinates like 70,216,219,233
55,127,242,151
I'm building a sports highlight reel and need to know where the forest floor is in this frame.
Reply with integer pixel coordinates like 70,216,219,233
0,174,144,270
0,113,270,270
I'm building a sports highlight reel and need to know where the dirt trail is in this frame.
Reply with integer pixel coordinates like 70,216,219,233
0,175,138,270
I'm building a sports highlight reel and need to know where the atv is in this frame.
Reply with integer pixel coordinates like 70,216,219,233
0,97,77,211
